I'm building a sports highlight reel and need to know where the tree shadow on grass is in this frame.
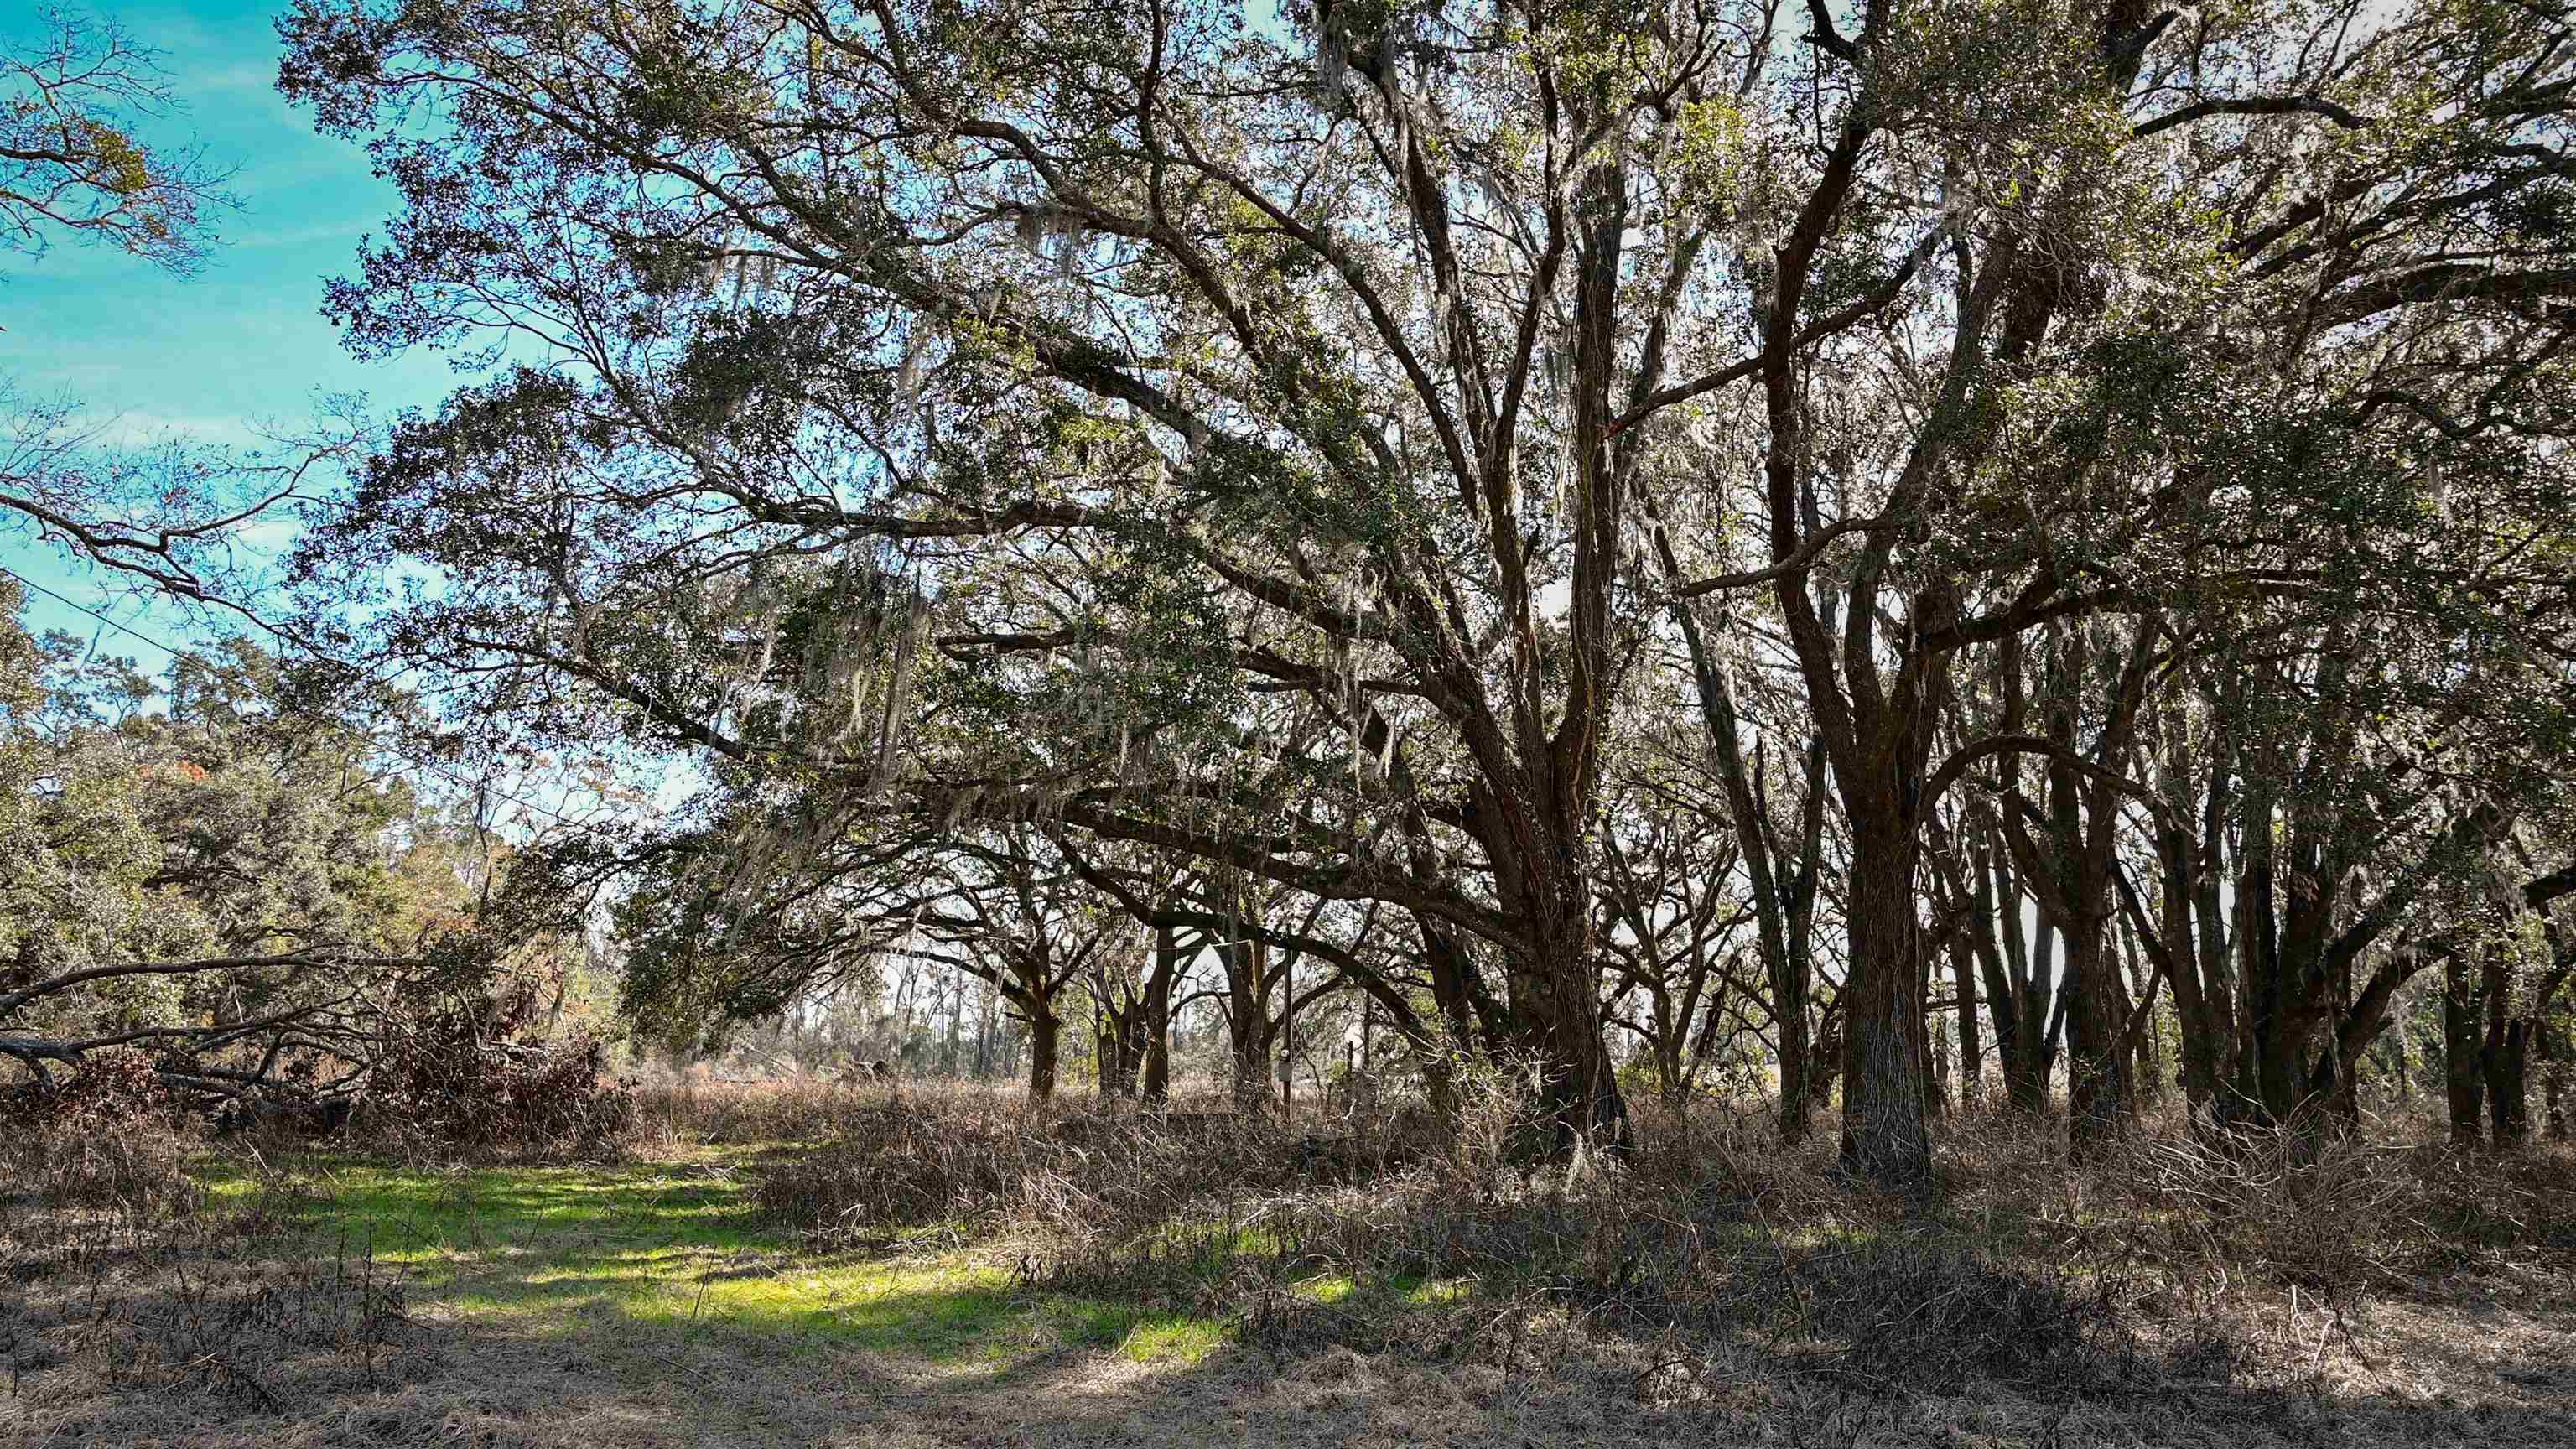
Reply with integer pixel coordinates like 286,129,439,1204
14,1156,2576,1448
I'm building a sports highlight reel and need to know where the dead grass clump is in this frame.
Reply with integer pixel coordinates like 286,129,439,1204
1027,1142,2137,1394
631,1073,875,1147
56,1223,414,1413
2407,1135,2576,1266
2114,1122,2425,1289
1936,1106,2576,1296
5,1130,419,1424
13,1119,207,1223
1010,1084,2142,1393
1,1051,207,1223
752,1087,1311,1249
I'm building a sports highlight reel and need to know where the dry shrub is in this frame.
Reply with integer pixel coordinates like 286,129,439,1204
1941,1105,2576,1296
1237,1098,2131,1390
0,1048,206,1220
752,1085,1309,1249
750,1076,2133,1391
2407,1134,2576,1265
57,1222,413,1412
3,1150,415,1420
745,1074,2573,1394
2108,1121,2424,1289
356,976,634,1162
631,1073,870,1147
4,1079,418,1422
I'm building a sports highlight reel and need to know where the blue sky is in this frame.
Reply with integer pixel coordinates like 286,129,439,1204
2,1,458,670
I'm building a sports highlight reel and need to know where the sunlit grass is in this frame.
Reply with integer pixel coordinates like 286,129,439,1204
1297,1270,1467,1308
1113,1312,1229,1364
193,1151,1233,1366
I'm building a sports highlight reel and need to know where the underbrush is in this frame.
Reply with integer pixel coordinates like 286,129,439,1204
3,1119,411,1419
735,1083,2576,1395
745,1086,1374,1248
353,977,635,1163
10,1069,2569,1431
1941,1104,2576,1291
0,1051,210,1221
629,1073,882,1148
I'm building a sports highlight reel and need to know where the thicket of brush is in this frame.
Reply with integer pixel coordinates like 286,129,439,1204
730,1077,2576,1392
10,1064,2570,1419
2,1082,412,1419
351,976,636,1162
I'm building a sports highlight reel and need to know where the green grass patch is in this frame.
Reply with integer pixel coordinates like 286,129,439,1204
1295,1269,1468,1308
195,1152,1228,1367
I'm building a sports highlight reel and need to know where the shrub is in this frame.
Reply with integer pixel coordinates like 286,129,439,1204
358,974,633,1161
0,1047,205,1218
750,1087,1307,1249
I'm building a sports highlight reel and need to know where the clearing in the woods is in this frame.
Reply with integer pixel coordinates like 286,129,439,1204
8,1088,2573,1449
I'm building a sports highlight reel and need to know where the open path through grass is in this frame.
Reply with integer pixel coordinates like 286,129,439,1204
209,1150,1231,1371
13,1141,2576,1448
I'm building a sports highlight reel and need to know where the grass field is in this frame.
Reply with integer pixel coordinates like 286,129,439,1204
8,1085,2575,1447
202,1150,1235,1365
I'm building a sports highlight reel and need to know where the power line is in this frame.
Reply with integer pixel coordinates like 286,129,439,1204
0,563,588,829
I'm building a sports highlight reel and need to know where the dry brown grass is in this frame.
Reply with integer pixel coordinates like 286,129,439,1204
3,1119,412,1432
8,1079,2574,1448
627,1072,879,1149
720,1078,2576,1403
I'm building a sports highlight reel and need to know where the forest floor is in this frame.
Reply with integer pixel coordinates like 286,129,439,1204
7,1122,2575,1447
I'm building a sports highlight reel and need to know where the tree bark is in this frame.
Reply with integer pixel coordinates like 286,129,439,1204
2482,950,2529,1147
1026,987,1061,1104
2063,908,2132,1150
1142,921,1179,1105
1840,811,1930,1182
2444,951,2485,1145
1950,923,1982,1108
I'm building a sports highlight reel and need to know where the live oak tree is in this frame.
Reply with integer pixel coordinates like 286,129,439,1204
274,0,2576,1177
1626,0,2576,1176
278,0,1826,1150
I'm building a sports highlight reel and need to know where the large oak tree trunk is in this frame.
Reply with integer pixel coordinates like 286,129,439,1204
1503,896,1627,1156
1026,988,1061,1104
1840,810,1930,1182
2444,952,2485,1145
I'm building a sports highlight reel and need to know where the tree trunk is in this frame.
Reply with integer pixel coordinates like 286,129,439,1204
1950,926,1982,1108
1840,813,1930,1183
2148,804,2225,1116
1026,990,1061,1104
1504,929,1628,1156
2122,920,2163,1108
974,982,994,1080
1142,922,1179,1106
1478,761,1627,1157
1669,591,1820,1145
1219,937,1276,1114
2444,952,2485,1145
1775,933,1815,1144
2484,1015,2530,1149
1098,1000,1145,1098
2063,911,2132,1153
2007,912,2059,1116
